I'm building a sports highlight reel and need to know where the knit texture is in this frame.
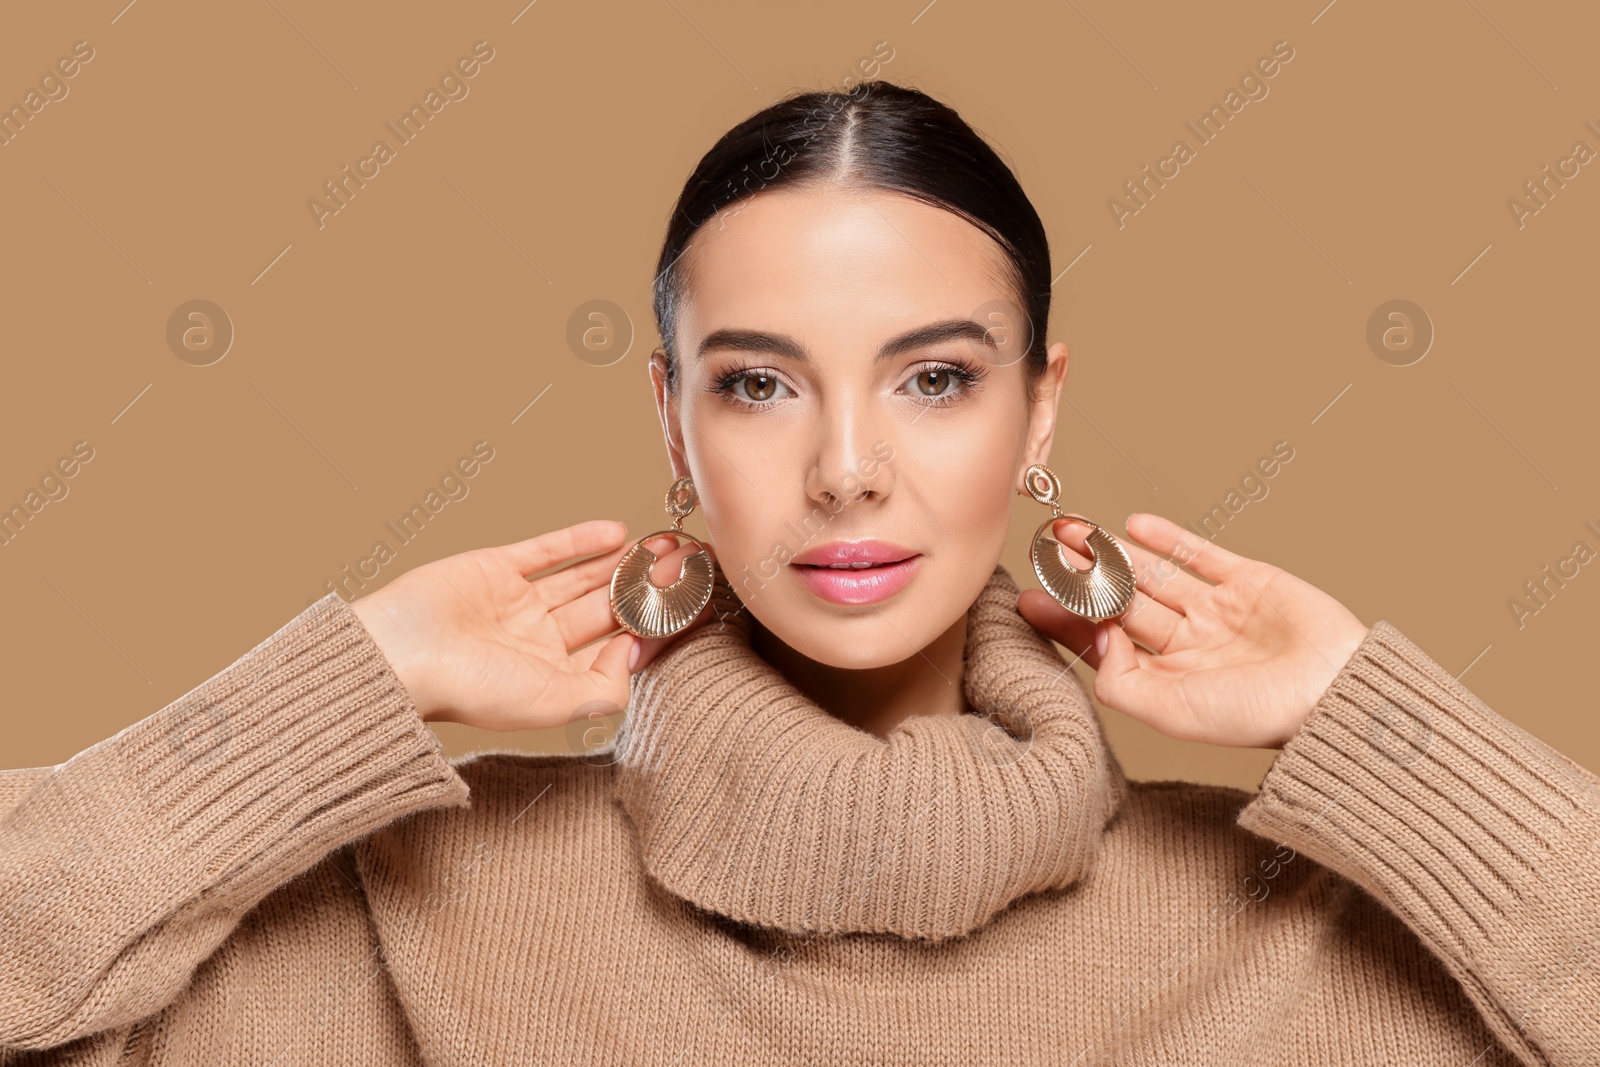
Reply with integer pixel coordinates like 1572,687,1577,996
1,563,1595,1065
614,563,1126,940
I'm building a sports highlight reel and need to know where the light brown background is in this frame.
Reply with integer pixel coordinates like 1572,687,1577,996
3,0,1596,791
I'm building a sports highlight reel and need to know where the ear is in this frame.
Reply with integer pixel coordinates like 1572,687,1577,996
1020,340,1070,478
649,347,690,479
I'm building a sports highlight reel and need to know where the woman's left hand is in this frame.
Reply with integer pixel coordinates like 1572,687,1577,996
1017,512,1372,749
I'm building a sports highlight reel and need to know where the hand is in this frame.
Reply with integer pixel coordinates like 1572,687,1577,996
1017,512,1371,749
349,519,717,731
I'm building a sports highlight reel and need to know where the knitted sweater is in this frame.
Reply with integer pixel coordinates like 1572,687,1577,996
1,563,1596,1066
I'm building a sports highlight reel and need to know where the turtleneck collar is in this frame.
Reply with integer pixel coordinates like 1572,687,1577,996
612,561,1128,942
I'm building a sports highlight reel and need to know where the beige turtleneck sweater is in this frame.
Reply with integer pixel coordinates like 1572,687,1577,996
1,563,1596,1065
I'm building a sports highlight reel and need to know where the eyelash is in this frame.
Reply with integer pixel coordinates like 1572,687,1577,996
707,358,989,412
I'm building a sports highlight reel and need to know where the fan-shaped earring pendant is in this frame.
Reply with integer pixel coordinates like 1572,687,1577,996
610,475,716,639
1022,464,1137,622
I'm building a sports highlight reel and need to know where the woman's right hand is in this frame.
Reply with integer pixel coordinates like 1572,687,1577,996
349,519,716,731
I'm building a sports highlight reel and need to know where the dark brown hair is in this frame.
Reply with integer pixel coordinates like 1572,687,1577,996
651,80,1052,397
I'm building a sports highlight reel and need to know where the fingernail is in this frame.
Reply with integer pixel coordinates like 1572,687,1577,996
628,636,642,670
1094,623,1108,656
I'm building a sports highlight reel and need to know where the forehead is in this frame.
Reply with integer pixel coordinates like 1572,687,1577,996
675,186,1015,349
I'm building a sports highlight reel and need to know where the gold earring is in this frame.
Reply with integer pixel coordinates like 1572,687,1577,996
610,474,715,639
1022,463,1136,621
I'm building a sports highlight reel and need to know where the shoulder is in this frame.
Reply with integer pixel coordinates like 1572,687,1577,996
1117,776,1256,815
1097,779,1449,985
0,765,52,819
345,749,690,947
1110,777,1269,856
418,747,625,836
351,748,634,890
1090,779,1512,1052
1096,778,1340,914
450,748,623,809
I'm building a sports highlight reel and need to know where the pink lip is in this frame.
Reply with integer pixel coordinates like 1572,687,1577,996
791,539,915,566
790,541,922,605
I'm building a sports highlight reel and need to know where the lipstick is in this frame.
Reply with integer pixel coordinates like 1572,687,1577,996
790,540,921,605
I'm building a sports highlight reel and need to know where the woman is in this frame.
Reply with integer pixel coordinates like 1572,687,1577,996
1,81,1595,1066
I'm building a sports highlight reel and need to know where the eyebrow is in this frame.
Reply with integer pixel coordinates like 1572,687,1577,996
695,318,997,364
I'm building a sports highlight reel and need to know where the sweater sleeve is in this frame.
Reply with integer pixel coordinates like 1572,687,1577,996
0,591,472,1054
1236,620,1600,1067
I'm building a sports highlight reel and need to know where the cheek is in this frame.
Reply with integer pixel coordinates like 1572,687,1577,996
681,430,782,578
675,395,800,591
908,423,1023,534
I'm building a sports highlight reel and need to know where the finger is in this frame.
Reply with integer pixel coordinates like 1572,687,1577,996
552,536,716,653
1018,585,1176,672
1044,520,1185,651
1117,588,1184,653
1123,512,1251,585
552,585,627,652
532,540,632,609
567,629,614,673
492,519,630,578
568,623,634,669
640,534,707,585
568,541,723,674
1080,519,1211,617
537,532,709,614
543,630,635,722
1092,620,1198,739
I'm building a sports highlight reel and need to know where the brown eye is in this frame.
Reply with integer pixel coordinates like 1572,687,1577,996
742,374,777,401
914,368,951,396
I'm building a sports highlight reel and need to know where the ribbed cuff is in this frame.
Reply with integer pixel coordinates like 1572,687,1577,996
110,590,472,885
1237,621,1600,1056
2,592,470,1046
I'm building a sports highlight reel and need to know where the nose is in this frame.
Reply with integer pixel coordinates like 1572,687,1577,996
803,391,893,509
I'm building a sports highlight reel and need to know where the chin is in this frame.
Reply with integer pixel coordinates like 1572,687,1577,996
792,635,910,671
750,584,950,670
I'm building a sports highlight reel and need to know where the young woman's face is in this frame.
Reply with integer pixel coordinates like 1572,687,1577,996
651,185,1068,669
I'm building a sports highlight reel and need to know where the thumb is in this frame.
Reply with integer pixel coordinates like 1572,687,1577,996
546,630,634,726
1093,620,1179,735
1091,620,1138,712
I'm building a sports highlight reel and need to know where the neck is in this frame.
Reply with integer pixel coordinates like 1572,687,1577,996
749,609,972,738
